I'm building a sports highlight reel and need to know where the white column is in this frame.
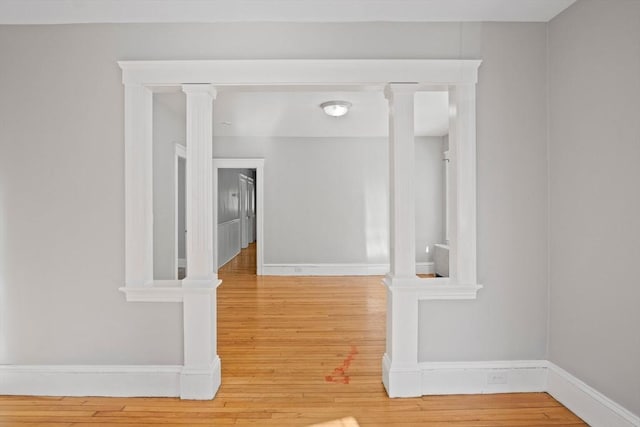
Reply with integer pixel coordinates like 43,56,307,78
448,84,477,285
124,84,153,287
182,84,216,287
180,84,221,400
385,84,418,279
382,83,421,398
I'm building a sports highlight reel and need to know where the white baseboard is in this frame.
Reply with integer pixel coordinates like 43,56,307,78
218,248,240,269
547,362,640,427
180,357,221,400
262,262,434,276
419,360,548,395
2,359,637,426
0,365,182,397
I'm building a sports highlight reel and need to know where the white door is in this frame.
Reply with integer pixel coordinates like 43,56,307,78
239,175,249,248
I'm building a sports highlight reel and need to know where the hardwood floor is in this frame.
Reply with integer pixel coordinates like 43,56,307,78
0,243,586,426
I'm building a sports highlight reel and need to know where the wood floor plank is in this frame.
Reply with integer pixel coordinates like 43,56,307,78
0,243,587,426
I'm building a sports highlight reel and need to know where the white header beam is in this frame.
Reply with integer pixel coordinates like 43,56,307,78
119,60,481,87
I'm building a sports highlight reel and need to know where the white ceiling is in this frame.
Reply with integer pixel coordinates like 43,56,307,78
0,0,577,24
156,90,449,138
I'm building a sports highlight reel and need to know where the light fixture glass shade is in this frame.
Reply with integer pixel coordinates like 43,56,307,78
320,101,352,117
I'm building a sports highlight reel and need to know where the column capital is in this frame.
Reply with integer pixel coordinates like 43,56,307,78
182,84,217,99
384,83,419,100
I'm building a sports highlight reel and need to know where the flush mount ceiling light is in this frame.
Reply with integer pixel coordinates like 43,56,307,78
320,100,352,117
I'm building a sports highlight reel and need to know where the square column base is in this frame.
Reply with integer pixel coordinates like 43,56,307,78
382,353,421,398
180,356,221,400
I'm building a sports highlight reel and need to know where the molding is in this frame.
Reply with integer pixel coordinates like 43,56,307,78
262,262,433,276
416,262,434,274
118,60,482,87
547,362,640,427
119,280,221,303
0,0,577,24
383,354,421,398
419,360,548,396
180,357,221,400
218,218,241,227
4,358,636,425
0,365,182,397
384,275,482,300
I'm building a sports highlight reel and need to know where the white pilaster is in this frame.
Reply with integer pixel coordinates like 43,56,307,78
385,84,418,279
124,84,153,287
382,83,421,398
448,85,477,285
180,84,220,400
382,287,421,397
182,84,217,287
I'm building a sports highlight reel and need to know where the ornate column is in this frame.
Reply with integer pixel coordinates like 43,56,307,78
180,84,220,399
383,83,420,397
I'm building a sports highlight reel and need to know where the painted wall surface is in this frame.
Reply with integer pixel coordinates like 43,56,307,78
416,137,445,263
0,21,548,366
419,23,549,361
153,93,185,280
217,169,242,224
177,157,186,260
213,136,443,265
548,0,640,415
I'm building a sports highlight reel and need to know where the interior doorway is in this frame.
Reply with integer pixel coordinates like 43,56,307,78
213,159,264,276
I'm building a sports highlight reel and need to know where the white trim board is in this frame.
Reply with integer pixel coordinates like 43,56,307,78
2,359,638,427
262,262,434,276
547,363,640,427
418,360,548,396
0,365,182,397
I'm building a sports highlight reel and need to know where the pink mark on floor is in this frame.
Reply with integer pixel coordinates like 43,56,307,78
325,345,358,384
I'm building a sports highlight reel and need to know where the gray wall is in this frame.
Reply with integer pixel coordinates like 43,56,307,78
419,23,549,361
548,0,640,415
153,93,185,280
0,22,547,366
212,136,443,265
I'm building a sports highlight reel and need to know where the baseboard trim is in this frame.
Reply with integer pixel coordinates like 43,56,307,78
419,360,548,395
218,248,240,269
263,262,434,276
547,362,640,427
2,359,637,426
0,364,182,397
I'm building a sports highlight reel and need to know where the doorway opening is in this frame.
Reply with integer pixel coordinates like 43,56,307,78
216,168,257,275
213,158,265,276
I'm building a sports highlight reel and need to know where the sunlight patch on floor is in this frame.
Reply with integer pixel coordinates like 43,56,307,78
309,416,360,427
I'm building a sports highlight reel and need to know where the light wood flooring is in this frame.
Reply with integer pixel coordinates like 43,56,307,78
0,243,586,426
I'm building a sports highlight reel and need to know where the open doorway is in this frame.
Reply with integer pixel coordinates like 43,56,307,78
216,167,257,275
213,158,264,276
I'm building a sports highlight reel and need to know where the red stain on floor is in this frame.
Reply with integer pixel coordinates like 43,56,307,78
325,346,358,384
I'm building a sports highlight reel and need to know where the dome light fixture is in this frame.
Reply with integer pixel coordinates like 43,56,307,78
320,100,352,117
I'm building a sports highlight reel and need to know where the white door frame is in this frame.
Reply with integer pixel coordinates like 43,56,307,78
213,159,264,275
